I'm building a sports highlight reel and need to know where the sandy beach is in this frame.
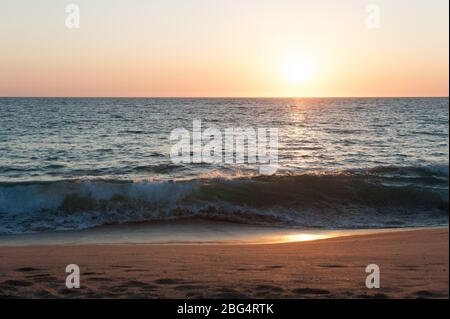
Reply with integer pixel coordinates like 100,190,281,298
0,227,447,299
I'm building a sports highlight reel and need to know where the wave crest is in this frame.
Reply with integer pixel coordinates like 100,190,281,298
0,165,448,234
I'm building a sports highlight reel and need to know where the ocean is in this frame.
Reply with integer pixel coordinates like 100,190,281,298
0,97,448,235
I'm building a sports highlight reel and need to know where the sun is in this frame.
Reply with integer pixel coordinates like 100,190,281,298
281,55,315,85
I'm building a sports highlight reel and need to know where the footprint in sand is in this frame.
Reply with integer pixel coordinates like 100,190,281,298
173,284,207,291
154,278,185,285
2,280,34,287
87,277,111,282
319,264,345,268
16,267,41,272
255,284,284,293
414,290,446,298
292,288,330,295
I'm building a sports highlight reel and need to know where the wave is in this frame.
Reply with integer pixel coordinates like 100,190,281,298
0,165,448,234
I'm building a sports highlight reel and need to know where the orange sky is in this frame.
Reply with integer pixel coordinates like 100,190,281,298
0,0,448,97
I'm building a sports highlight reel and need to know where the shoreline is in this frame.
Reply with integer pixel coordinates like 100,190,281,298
0,219,445,247
0,227,447,299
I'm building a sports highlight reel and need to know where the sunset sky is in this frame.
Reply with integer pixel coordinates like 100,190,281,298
0,0,448,97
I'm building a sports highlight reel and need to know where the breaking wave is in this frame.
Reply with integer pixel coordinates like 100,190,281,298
0,165,448,234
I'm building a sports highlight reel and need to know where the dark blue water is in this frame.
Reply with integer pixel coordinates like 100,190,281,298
0,98,448,234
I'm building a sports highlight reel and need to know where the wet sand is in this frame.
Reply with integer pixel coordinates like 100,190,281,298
0,228,448,299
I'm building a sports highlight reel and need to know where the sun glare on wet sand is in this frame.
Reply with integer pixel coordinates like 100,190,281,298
280,233,335,243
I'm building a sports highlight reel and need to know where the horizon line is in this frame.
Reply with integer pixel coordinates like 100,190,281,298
0,95,449,99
